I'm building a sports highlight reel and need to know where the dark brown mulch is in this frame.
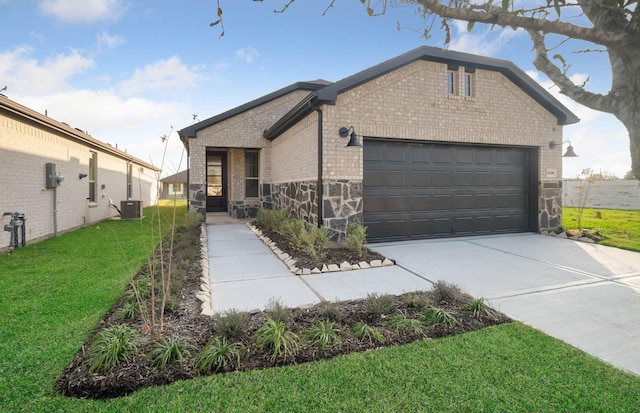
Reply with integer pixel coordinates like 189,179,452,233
56,224,511,400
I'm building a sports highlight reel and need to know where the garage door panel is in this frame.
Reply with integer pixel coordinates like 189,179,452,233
384,196,406,211
408,195,430,211
433,171,451,186
363,170,383,188
385,171,406,187
410,171,430,187
363,140,532,241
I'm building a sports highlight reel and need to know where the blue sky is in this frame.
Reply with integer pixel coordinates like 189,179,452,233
0,0,631,178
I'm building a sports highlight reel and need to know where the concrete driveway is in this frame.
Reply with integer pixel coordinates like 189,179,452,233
371,233,640,376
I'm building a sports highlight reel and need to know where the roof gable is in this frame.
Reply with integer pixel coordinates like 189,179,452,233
263,46,579,140
178,80,331,142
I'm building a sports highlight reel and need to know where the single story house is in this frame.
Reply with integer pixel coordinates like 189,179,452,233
160,170,188,199
0,94,159,249
179,46,579,242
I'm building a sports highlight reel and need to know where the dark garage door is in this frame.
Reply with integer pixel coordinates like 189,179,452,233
363,139,534,242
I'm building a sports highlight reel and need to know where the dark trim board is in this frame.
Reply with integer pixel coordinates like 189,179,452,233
363,138,536,242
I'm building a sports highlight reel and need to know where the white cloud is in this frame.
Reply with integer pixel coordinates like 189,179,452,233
39,0,126,23
235,47,259,64
97,31,126,49
0,46,94,94
18,90,192,173
117,56,202,95
448,21,524,56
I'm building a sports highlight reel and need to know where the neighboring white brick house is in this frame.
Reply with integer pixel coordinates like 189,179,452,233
0,94,159,249
179,46,579,241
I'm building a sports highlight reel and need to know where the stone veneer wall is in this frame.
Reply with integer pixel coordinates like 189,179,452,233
539,180,562,230
229,200,261,219
270,181,319,225
189,183,207,220
323,179,363,239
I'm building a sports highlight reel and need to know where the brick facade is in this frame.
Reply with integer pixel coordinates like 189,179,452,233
0,96,159,249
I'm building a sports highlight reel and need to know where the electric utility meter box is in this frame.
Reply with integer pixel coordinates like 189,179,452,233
45,163,57,188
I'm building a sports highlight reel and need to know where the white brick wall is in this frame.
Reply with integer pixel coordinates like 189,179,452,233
1,105,158,249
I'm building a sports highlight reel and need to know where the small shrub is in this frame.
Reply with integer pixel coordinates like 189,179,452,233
303,320,342,348
351,322,385,344
278,218,331,260
465,297,500,320
431,280,464,305
317,301,343,322
364,293,396,317
422,307,458,328
256,208,289,233
184,210,203,228
265,298,291,323
214,309,249,338
255,317,300,362
195,337,245,373
147,337,191,370
345,222,367,257
388,310,424,334
404,292,429,309
88,325,139,373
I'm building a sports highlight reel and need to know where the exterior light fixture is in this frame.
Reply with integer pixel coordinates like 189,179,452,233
338,126,361,147
79,173,88,179
549,140,578,157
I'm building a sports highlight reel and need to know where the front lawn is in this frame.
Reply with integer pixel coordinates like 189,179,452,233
1,201,639,411
562,207,640,252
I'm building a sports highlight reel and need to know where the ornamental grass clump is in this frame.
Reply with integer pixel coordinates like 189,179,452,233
465,297,501,320
387,310,424,334
88,325,139,373
195,337,246,373
214,308,249,339
351,322,385,344
302,320,342,348
255,317,300,362
422,306,458,328
147,337,192,370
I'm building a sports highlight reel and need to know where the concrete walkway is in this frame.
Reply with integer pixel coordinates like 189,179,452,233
206,217,640,376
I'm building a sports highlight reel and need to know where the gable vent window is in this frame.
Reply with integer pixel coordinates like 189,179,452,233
447,71,456,95
464,73,472,97
245,150,259,198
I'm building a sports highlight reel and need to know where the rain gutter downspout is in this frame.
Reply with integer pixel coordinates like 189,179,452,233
312,105,323,228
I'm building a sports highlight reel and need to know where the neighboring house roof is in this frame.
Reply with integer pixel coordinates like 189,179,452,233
263,46,580,140
0,94,159,171
178,80,332,142
161,170,188,183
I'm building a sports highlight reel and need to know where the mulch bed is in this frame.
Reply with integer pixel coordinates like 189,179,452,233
57,223,511,400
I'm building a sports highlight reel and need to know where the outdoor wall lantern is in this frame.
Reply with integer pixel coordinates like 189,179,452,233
338,126,361,147
549,140,578,157
79,173,88,179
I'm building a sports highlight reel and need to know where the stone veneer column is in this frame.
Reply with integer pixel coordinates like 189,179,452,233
539,180,562,231
322,179,363,239
189,183,206,220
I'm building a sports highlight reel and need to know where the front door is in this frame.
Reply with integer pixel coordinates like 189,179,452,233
206,151,227,212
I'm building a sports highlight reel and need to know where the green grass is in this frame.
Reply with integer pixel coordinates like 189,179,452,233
563,207,640,251
1,200,639,411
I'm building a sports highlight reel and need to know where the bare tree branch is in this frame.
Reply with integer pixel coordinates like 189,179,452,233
409,0,626,46
527,29,616,113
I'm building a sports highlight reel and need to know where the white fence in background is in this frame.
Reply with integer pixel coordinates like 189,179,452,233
562,180,640,210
